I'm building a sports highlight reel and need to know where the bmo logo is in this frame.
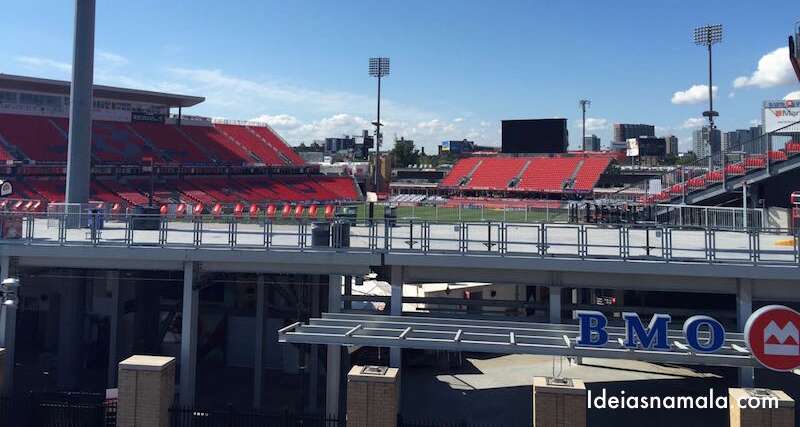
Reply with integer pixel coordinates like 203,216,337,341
745,305,800,372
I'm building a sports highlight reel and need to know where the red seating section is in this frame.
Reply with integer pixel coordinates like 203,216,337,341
0,113,304,167
0,114,68,161
440,157,481,187
17,175,359,207
467,158,527,190
247,125,305,165
517,158,579,193
441,155,612,194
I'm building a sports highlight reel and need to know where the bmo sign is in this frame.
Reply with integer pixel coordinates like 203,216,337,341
576,305,800,371
745,305,800,371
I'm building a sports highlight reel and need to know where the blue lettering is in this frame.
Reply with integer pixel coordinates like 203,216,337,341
622,312,671,350
682,315,725,353
575,310,609,346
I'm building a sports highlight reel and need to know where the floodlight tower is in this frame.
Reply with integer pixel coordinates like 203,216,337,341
579,99,591,151
369,57,390,192
693,24,722,129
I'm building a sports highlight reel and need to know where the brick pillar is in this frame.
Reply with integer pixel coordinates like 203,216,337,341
346,365,400,427
729,388,795,427
117,355,176,427
532,377,586,427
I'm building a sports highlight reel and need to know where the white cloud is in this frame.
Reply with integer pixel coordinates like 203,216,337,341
671,85,718,105
784,90,800,100
583,117,608,131
97,51,128,67
681,117,706,129
251,114,302,130
15,56,71,74
453,117,464,123
733,47,794,88
728,92,735,98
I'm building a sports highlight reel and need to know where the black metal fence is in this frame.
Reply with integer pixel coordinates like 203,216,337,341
170,405,341,427
0,392,116,427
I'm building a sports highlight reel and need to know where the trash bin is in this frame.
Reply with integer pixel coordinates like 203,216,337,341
331,221,351,248
311,222,331,247
384,205,397,228
131,206,161,230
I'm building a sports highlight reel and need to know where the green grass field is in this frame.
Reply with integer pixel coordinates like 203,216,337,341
352,203,568,223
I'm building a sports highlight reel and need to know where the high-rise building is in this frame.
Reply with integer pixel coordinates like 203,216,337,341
664,135,679,156
583,134,601,151
692,126,721,158
613,124,655,143
722,126,764,154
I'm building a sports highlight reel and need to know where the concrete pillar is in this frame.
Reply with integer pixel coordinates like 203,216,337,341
117,355,176,427
57,277,86,388
548,287,562,324
253,274,265,408
326,275,343,418
736,280,754,388
106,270,121,387
389,266,403,368
308,280,320,412
0,348,6,393
0,256,15,394
65,0,96,206
179,262,198,405
347,365,400,427
532,377,586,427
729,388,794,427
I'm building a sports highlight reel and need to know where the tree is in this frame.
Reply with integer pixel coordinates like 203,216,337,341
391,138,420,167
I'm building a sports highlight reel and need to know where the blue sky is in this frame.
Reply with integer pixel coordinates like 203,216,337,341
1,0,799,152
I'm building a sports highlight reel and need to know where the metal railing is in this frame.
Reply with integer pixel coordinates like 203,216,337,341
0,211,797,267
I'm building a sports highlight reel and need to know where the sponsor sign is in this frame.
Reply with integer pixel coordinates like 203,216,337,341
131,111,165,124
763,99,800,133
745,305,800,372
576,305,800,371
0,181,12,197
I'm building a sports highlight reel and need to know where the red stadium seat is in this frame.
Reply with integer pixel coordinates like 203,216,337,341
193,203,204,215
233,203,244,218
294,205,304,218
249,203,260,218
324,205,334,219
308,205,318,217
267,204,277,218
212,203,223,217
176,204,187,217
281,204,292,218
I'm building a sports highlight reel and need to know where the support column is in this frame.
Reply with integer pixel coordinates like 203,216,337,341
308,280,320,412
548,287,562,324
326,275,343,418
533,377,586,427
347,365,400,427
389,266,403,368
729,388,794,427
253,274,265,408
344,276,353,311
117,355,176,427
57,276,86,389
65,0,96,206
179,262,198,406
106,270,121,387
0,256,15,394
736,280,754,388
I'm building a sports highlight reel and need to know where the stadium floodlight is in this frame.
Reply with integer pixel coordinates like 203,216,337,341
693,25,722,129
579,100,591,151
369,57,390,191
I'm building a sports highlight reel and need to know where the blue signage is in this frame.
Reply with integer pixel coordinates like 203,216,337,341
575,310,726,353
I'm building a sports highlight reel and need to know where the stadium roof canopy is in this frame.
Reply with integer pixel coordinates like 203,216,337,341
0,73,205,108
279,312,757,368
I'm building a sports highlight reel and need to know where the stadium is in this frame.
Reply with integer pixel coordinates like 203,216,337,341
0,4,799,427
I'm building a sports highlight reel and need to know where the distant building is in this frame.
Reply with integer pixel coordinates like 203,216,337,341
501,118,568,154
723,126,764,154
583,134,601,151
692,126,722,158
664,135,679,156
613,123,655,145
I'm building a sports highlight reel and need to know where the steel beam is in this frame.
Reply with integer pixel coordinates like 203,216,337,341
325,275,343,418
